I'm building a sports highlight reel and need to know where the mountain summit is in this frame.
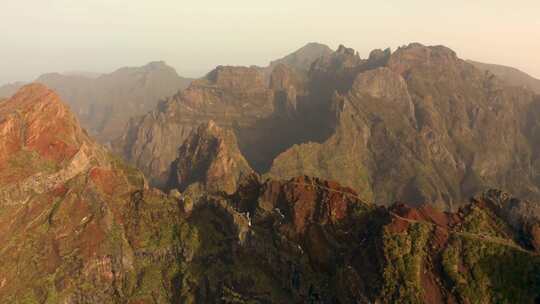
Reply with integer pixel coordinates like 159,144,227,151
270,42,333,71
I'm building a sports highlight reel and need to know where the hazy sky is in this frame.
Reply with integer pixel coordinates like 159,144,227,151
1,0,539,84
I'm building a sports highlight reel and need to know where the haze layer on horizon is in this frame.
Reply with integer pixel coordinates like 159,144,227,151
1,0,539,84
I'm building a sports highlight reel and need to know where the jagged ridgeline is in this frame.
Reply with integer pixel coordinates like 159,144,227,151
1,84,540,303
115,42,540,210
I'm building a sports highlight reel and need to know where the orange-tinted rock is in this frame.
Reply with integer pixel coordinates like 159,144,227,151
90,167,123,195
0,84,86,164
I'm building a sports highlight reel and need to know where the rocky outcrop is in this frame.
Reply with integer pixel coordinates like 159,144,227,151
0,84,153,302
168,121,254,194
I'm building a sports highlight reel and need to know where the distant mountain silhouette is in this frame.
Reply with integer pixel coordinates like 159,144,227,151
0,62,192,144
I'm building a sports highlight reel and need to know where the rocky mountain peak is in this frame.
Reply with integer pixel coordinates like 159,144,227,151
336,44,356,56
367,47,392,67
387,43,459,75
311,44,363,73
256,176,369,234
368,48,391,60
168,121,255,194
299,42,332,52
0,84,89,165
270,42,333,71
2,83,58,107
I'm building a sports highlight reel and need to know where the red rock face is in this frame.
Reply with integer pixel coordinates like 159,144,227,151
386,203,459,251
0,84,86,165
258,176,367,234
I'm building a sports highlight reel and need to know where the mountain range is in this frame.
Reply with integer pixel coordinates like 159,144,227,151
115,43,540,210
2,42,540,303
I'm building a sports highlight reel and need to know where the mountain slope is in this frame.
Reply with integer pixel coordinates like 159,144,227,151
0,84,182,302
469,60,540,93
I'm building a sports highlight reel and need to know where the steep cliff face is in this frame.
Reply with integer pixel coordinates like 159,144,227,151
168,121,254,195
